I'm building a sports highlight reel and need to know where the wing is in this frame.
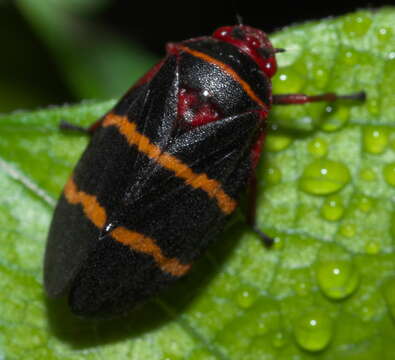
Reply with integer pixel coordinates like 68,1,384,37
44,56,180,300
118,110,261,260
66,111,260,317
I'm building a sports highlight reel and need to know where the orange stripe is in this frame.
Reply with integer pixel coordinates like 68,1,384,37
103,113,237,215
111,227,191,277
179,45,266,108
63,177,190,277
64,177,107,229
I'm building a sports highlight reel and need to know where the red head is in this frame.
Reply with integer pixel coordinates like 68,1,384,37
212,25,278,78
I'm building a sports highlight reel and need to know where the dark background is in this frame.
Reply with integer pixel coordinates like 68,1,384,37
0,0,392,112
102,0,385,54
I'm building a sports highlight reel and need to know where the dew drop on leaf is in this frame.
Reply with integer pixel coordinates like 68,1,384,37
357,196,373,213
320,195,344,221
316,259,359,300
359,167,377,182
299,159,351,195
363,126,389,154
383,163,395,187
263,164,282,186
271,331,286,348
307,138,328,157
364,241,380,255
273,67,305,93
367,98,380,116
312,67,329,88
315,243,359,300
342,13,372,38
265,133,292,152
339,223,356,238
376,26,392,42
273,236,284,250
235,286,258,309
340,49,359,66
320,106,350,132
293,281,310,297
294,310,333,352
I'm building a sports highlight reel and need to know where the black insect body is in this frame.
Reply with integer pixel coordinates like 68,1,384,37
44,25,365,318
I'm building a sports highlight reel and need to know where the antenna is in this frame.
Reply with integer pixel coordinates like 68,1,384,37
232,0,243,25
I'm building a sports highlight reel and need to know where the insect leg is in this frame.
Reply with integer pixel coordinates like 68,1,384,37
272,91,366,105
59,118,104,135
246,173,274,248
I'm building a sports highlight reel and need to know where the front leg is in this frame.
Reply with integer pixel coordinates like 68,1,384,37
273,91,366,105
59,117,104,135
246,172,274,248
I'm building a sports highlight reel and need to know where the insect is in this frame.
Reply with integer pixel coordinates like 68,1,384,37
44,24,365,318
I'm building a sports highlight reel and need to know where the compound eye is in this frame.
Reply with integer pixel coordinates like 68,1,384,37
263,57,277,77
213,26,233,39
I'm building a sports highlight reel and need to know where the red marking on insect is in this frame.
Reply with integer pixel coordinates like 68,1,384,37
213,25,278,78
250,133,266,170
133,58,166,89
177,87,221,127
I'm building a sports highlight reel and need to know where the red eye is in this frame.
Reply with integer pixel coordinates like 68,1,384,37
263,57,277,78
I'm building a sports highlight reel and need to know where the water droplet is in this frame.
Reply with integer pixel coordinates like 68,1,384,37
294,310,333,352
308,138,328,157
265,133,292,152
321,106,350,132
293,281,310,296
235,286,258,309
383,163,395,187
377,26,392,42
363,126,389,154
342,13,372,38
383,278,395,320
367,98,380,116
359,167,376,182
340,49,359,66
357,196,373,213
316,259,359,300
340,223,356,238
364,241,380,255
273,236,283,250
271,331,286,348
300,159,351,195
321,195,344,221
312,68,329,88
273,67,305,93
263,164,282,186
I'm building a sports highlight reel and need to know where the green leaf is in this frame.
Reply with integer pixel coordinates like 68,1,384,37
1,8,395,359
